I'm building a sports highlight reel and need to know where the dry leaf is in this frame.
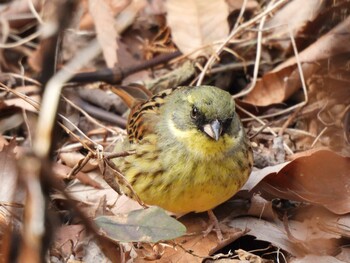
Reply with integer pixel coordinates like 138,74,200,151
59,152,98,172
52,163,102,188
166,0,229,57
247,194,277,221
275,15,350,71
226,0,259,12
264,0,325,50
0,140,24,227
336,248,350,262
230,217,301,256
157,213,246,262
241,162,289,192
236,249,273,263
290,255,345,263
245,15,350,106
5,95,40,112
89,0,119,67
53,171,143,215
53,225,86,258
244,63,317,106
259,149,350,214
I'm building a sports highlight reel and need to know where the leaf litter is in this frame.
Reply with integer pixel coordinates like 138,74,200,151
0,0,350,262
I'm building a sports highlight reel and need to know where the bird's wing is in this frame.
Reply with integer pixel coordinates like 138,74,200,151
109,84,175,143
127,89,173,143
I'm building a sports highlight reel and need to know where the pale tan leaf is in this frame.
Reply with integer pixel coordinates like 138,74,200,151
265,0,325,50
166,0,229,58
88,0,119,67
226,0,258,12
114,0,146,33
5,95,40,112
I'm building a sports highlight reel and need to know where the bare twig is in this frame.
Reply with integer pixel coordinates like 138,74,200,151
33,39,101,157
237,104,294,155
232,0,274,99
27,0,43,24
63,95,123,135
196,0,288,85
0,30,41,48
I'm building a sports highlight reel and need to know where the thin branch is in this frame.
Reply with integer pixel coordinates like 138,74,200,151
196,0,288,85
33,39,101,158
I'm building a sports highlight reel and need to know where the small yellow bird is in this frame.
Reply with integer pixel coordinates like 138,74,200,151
112,85,253,236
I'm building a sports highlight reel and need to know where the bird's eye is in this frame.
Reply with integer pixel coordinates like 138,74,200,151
223,117,233,131
191,106,199,119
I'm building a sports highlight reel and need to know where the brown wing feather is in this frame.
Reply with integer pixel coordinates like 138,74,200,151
110,86,185,143
127,88,173,143
108,83,180,143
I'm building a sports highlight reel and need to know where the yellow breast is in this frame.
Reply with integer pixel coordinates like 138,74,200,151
119,133,252,213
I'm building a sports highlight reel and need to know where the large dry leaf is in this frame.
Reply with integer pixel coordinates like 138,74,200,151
258,149,350,214
231,216,340,257
88,0,119,67
245,14,350,106
242,162,289,192
166,0,229,57
157,213,246,262
52,171,143,216
275,15,350,71
230,217,300,256
264,0,325,50
244,63,318,106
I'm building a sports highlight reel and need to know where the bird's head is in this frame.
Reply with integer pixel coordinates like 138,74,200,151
160,86,243,156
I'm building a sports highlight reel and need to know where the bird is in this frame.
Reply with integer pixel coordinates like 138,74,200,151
111,85,253,239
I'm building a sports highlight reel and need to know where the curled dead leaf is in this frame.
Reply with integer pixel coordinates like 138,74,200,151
258,149,350,214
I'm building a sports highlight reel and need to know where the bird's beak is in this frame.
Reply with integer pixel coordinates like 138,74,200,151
203,119,222,141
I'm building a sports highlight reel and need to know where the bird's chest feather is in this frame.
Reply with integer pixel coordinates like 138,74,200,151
123,134,250,213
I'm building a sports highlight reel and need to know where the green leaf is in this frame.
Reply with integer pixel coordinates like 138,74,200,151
94,207,186,243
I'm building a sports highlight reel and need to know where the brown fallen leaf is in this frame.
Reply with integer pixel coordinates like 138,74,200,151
258,149,350,214
241,162,289,192
166,0,229,57
244,63,317,106
53,224,86,259
236,248,273,263
264,0,324,50
245,14,350,106
336,248,350,262
59,151,99,172
230,215,341,258
290,255,345,263
275,15,350,71
53,163,102,188
151,213,246,262
247,194,277,221
229,216,300,257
